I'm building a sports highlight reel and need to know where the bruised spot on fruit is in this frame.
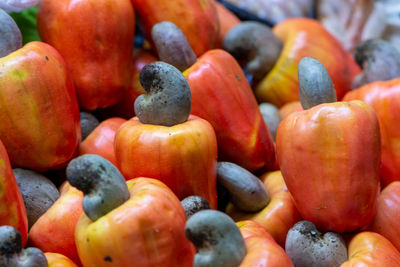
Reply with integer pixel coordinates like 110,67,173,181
104,256,112,262
95,38,104,49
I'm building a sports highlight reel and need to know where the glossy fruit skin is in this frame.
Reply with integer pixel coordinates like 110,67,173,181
340,232,400,267
184,49,275,172
0,140,28,246
79,117,127,167
344,78,400,187
115,115,218,209
37,0,135,110
279,101,303,120
45,252,78,267
226,171,301,247
237,220,294,267
75,178,195,267
255,18,361,107
277,100,381,233
0,41,80,171
370,181,400,251
131,0,219,57
29,182,84,266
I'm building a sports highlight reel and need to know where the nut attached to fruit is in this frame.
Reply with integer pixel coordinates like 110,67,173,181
0,225,47,267
185,209,246,267
66,154,130,221
134,61,191,127
298,57,337,110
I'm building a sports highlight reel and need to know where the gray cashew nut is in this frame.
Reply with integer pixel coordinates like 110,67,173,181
152,21,197,72
13,168,59,229
352,39,400,89
0,8,22,57
298,57,337,110
285,221,348,267
259,103,281,141
0,225,48,267
217,161,270,212
181,195,210,219
66,154,130,221
185,209,246,267
223,21,282,81
134,61,191,126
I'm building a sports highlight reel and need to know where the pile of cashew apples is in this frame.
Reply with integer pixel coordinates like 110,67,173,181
1,0,400,266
